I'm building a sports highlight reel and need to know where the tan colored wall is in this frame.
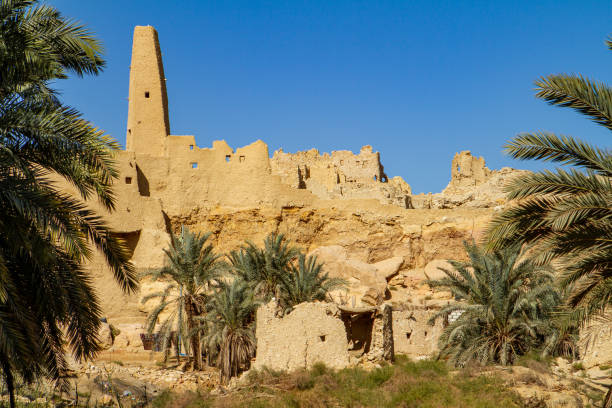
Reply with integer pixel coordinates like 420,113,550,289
271,145,386,187
126,26,170,156
131,139,316,216
270,145,411,208
392,308,444,358
254,302,350,371
447,151,491,189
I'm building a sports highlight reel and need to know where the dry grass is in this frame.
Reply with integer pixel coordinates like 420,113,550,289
151,356,529,408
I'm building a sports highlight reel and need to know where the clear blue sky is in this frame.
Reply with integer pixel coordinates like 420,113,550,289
52,0,611,193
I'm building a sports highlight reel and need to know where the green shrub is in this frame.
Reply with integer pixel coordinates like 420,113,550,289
150,358,532,407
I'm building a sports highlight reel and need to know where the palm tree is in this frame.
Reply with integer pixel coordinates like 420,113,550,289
427,242,562,366
227,233,300,301
0,1,135,405
277,254,345,313
204,279,258,382
142,227,221,370
484,37,612,406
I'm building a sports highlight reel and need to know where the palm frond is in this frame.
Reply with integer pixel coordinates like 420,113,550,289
535,74,612,131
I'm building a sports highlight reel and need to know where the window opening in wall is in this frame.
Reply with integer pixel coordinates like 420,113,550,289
144,91,150,98
225,155,231,162
191,162,198,169
239,155,245,162
424,331,428,337
319,335,326,342
125,177,132,184
457,165,461,172
128,129,131,134
373,175,377,181
189,145,194,150
405,332,411,339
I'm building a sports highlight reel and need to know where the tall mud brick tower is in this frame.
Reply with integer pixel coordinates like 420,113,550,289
126,26,170,156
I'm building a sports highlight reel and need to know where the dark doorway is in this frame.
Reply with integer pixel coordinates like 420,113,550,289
342,312,374,356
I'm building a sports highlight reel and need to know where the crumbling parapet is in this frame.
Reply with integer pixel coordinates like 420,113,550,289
270,146,411,208
447,151,491,190
410,151,527,209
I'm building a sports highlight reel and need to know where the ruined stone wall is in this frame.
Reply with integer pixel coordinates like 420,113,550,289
411,151,527,209
120,25,413,216
270,145,385,187
447,151,491,190
392,308,445,358
270,146,412,208
130,138,316,216
254,302,350,371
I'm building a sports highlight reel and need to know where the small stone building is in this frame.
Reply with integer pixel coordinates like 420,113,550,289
254,301,393,372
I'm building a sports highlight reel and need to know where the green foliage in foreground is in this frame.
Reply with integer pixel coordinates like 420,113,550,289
0,1,135,407
150,357,527,408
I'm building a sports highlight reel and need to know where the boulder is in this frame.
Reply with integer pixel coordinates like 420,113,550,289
388,274,406,287
361,288,383,306
374,256,404,279
423,259,454,281
309,245,390,307
98,322,114,349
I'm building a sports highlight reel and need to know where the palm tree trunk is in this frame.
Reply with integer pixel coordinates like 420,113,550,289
1,356,15,408
174,331,181,363
185,300,201,370
603,383,612,408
